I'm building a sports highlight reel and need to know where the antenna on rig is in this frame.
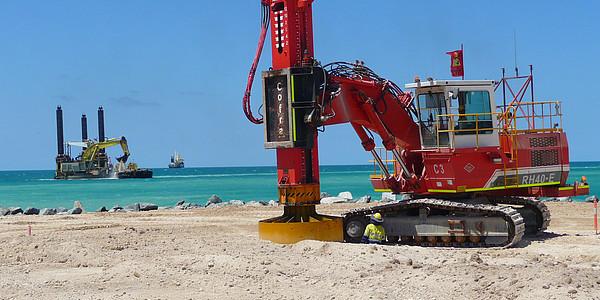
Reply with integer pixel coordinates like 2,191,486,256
513,29,519,77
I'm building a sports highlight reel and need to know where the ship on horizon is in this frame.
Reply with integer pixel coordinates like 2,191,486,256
169,151,184,168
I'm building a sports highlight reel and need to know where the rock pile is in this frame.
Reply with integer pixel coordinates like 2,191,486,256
9,207,23,215
23,207,40,215
320,191,354,204
338,191,353,200
228,200,245,206
0,195,283,218
0,202,84,217
317,190,415,205
67,207,82,215
40,208,57,215
206,195,223,206
319,191,389,204
356,195,371,203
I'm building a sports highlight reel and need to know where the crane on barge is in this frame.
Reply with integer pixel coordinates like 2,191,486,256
55,106,152,179
243,0,589,247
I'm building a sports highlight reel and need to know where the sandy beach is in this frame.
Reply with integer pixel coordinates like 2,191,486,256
1,202,600,300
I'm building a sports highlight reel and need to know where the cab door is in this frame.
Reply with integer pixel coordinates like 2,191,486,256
416,89,451,148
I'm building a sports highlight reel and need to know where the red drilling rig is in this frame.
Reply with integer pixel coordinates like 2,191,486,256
243,0,589,247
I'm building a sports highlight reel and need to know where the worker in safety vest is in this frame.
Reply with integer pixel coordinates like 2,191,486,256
362,213,386,244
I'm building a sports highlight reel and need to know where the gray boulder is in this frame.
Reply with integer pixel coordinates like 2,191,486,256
356,195,371,204
320,192,331,199
177,202,201,210
380,192,411,203
56,207,68,213
68,207,82,214
111,205,123,212
267,200,278,206
228,200,245,206
176,200,185,206
545,197,571,202
23,207,40,215
245,201,264,207
96,206,108,212
176,203,190,210
380,192,395,202
320,197,348,204
139,203,158,211
0,208,9,216
585,196,598,203
9,207,23,215
337,191,353,200
124,203,141,212
39,208,57,215
73,200,84,211
207,194,222,205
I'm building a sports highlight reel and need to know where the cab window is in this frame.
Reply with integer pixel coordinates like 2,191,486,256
417,92,450,147
455,91,493,135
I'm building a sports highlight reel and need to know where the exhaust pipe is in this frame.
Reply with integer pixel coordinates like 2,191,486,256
81,114,88,150
98,106,105,153
81,114,88,142
56,106,64,155
97,106,105,142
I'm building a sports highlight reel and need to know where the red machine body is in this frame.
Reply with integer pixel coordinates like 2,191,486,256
245,0,588,213
363,74,588,199
394,131,573,197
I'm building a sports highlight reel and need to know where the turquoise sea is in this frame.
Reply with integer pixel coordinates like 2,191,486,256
0,163,597,210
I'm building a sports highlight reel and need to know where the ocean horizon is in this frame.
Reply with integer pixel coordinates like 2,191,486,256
1,162,597,210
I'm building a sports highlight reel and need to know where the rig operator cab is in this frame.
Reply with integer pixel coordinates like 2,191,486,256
407,80,499,150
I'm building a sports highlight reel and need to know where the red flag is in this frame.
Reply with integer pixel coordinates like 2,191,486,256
446,50,464,77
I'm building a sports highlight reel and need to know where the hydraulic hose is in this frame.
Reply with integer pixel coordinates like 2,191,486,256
243,2,270,124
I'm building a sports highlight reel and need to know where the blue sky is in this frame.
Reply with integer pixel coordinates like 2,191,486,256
0,1,598,170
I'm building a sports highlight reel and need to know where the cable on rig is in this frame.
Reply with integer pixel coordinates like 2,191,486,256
242,1,270,124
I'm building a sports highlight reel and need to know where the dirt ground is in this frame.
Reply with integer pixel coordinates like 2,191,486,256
1,202,600,300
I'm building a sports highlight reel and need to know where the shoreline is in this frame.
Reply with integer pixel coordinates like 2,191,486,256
2,193,595,218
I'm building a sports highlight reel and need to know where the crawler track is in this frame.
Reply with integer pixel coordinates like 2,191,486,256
491,197,551,234
343,199,526,248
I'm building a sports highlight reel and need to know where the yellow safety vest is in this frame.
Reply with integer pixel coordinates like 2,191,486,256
363,223,385,243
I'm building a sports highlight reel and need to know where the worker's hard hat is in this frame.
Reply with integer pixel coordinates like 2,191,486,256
371,212,383,223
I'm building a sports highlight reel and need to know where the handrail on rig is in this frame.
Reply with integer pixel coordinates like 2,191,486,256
425,99,563,149
498,100,563,133
435,111,502,149
369,147,396,178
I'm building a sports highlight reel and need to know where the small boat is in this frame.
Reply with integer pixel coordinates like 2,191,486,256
116,162,153,179
169,151,184,168
117,168,153,179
